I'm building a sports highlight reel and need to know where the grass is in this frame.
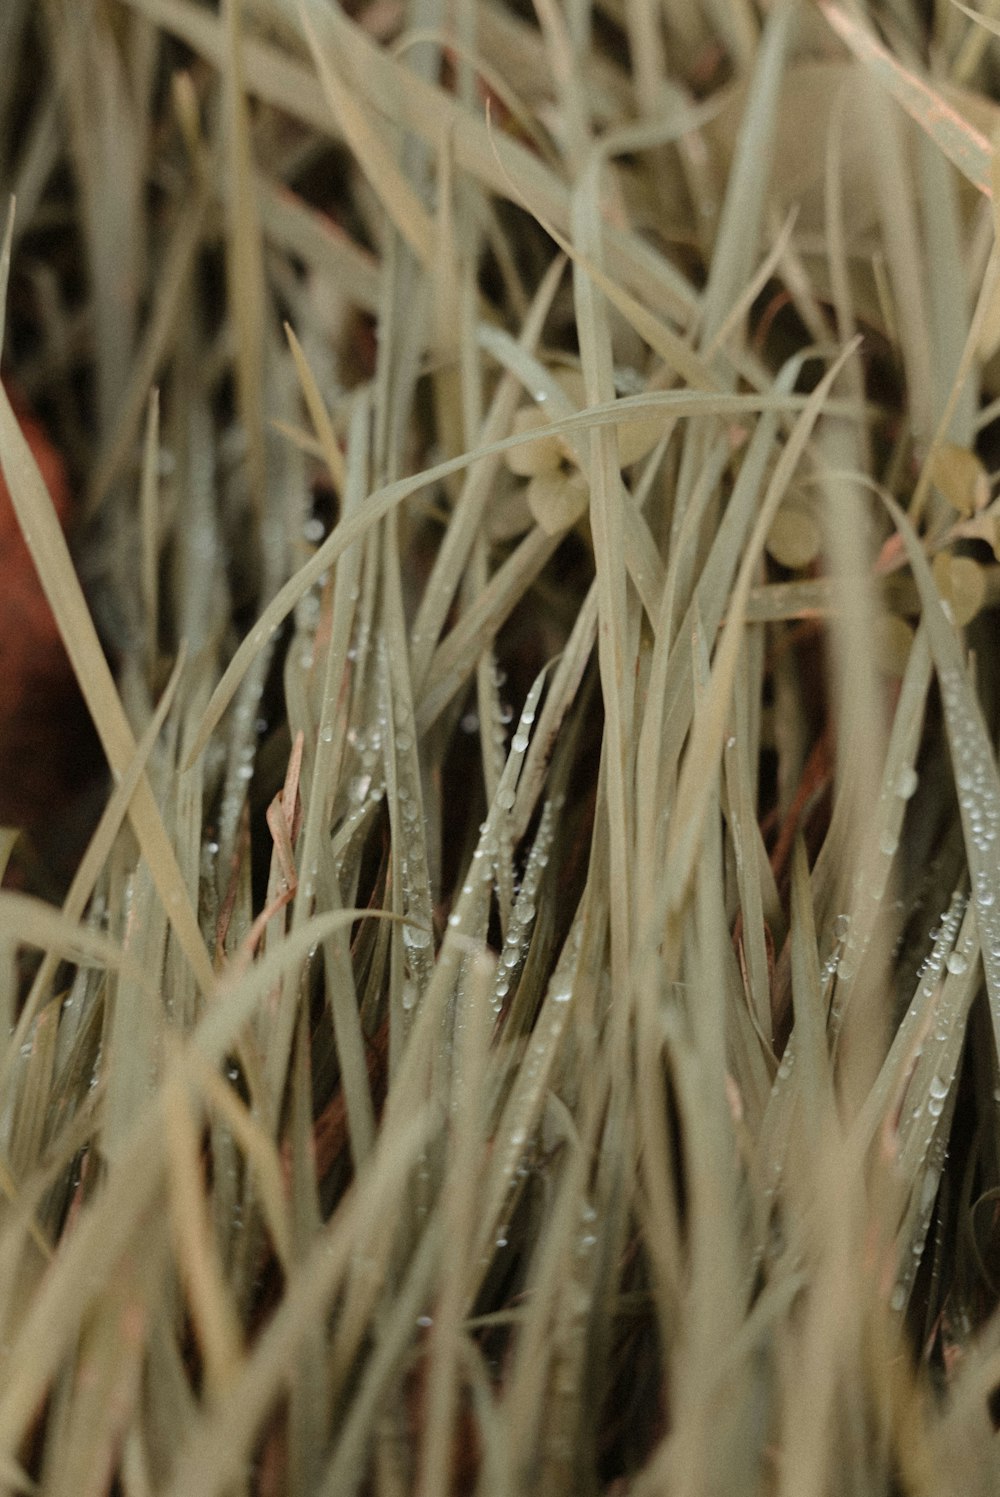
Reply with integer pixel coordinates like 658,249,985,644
2,0,1000,1491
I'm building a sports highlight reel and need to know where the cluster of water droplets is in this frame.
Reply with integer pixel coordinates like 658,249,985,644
464,683,541,922
823,754,923,1037
293,582,324,673
882,887,979,1316
491,796,559,1017
378,671,434,1003
436,685,541,1023
486,664,514,757
488,917,582,1260
344,720,385,804
569,1197,599,1271
324,716,387,889
890,1129,950,1316
937,664,1000,1021
808,912,851,1043
897,897,975,1170
216,669,270,867
914,892,966,1014
480,665,518,918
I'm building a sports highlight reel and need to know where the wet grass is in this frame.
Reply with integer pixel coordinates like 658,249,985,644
2,0,1000,1492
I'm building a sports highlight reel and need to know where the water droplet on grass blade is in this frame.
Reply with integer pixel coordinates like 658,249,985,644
895,766,918,800
402,924,431,951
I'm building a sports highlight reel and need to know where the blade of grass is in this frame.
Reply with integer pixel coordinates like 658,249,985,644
663,339,860,919
162,1052,243,1396
883,491,1000,1068
186,384,829,767
222,0,269,521
299,3,434,267
159,1106,439,1497
819,0,992,196
699,0,797,353
0,378,214,996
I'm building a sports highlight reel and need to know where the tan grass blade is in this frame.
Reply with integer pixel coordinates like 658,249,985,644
663,340,860,917
188,384,825,764
299,2,434,267
819,0,992,196
0,893,126,975
699,0,797,353
158,1108,439,1497
222,0,269,519
0,382,214,997
86,191,209,516
885,493,1000,1066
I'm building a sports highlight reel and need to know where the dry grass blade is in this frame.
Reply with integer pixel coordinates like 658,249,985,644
159,1108,440,1497
285,323,346,497
86,191,209,516
0,892,126,974
819,0,993,196
0,1113,166,1456
664,339,860,916
222,0,269,520
199,908,396,1056
8,645,186,1084
789,836,835,1137
0,382,213,995
699,0,797,352
300,2,434,267
162,1054,243,1395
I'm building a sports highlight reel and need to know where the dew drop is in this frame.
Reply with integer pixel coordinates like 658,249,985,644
920,1169,940,1211
349,774,371,804
895,766,918,800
